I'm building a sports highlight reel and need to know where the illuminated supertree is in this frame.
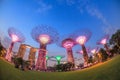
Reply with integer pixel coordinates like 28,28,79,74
91,47,99,63
31,25,59,70
60,36,76,64
53,55,64,65
97,34,111,56
71,29,92,65
5,27,25,61
76,47,90,54
91,47,99,54
45,55,53,67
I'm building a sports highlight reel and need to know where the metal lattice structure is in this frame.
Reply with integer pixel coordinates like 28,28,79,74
71,29,92,65
97,34,111,55
31,25,59,70
58,34,76,64
5,27,25,61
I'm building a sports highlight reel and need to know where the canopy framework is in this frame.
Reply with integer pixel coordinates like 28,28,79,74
97,34,111,56
5,27,25,61
71,29,92,65
31,25,59,70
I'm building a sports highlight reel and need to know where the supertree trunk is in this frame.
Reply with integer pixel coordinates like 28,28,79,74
104,44,111,56
29,47,37,67
57,60,60,65
82,45,88,64
5,42,14,61
17,44,27,58
36,44,47,70
67,48,74,64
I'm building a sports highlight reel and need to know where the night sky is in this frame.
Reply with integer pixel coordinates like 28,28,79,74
0,0,120,64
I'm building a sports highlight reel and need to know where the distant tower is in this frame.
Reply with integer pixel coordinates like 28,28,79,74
17,44,27,58
5,27,25,61
31,25,59,70
28,47,37,67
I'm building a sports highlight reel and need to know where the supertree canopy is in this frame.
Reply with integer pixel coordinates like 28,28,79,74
91,47,99,54
62,38,76,64
71,29,92,65
58,34,76,64
54,55,65,65
97,34,111,56
31,25,59,70
5,27,25,61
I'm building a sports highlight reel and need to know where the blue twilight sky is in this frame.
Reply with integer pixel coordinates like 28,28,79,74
0,0,120,61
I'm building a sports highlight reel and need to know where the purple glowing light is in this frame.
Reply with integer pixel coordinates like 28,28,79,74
63,41,74,49
11,34,19,42
76,36,87,45
97,34,109,45
91,49,96,54
100,38,107,45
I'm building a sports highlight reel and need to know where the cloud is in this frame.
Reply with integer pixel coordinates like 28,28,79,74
102,26,120,35
37,0,52,13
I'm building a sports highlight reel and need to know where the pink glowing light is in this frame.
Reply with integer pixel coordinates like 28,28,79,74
100,38,107,45
76,36,86,45
11,34,19,42
80,50,83,54
63,41,74,49
39,34,50,44
91,49,96,54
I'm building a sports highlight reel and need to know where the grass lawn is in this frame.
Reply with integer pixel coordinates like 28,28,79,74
0,55,120,80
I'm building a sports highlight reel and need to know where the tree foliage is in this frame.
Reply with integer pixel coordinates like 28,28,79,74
109,29,120,54
99,48,108,62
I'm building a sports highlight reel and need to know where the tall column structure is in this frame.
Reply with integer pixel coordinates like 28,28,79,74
31,25,59,70
28,47,37,67
62,38,76,64
5,27,25,62
17,44,27,58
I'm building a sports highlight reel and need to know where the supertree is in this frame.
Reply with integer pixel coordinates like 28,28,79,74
53,55,65,65
71,29,92,65
31,25,59,70
76,47,91,54
58,34,76,64
91,47,99,54
90,47,100,63
5,27,25,61
46,55,53,67
97,34,111,56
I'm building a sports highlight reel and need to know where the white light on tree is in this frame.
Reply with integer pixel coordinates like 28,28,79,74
100,38,107,45
76,36,86,45
39,34,50,44
11,34,19,42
